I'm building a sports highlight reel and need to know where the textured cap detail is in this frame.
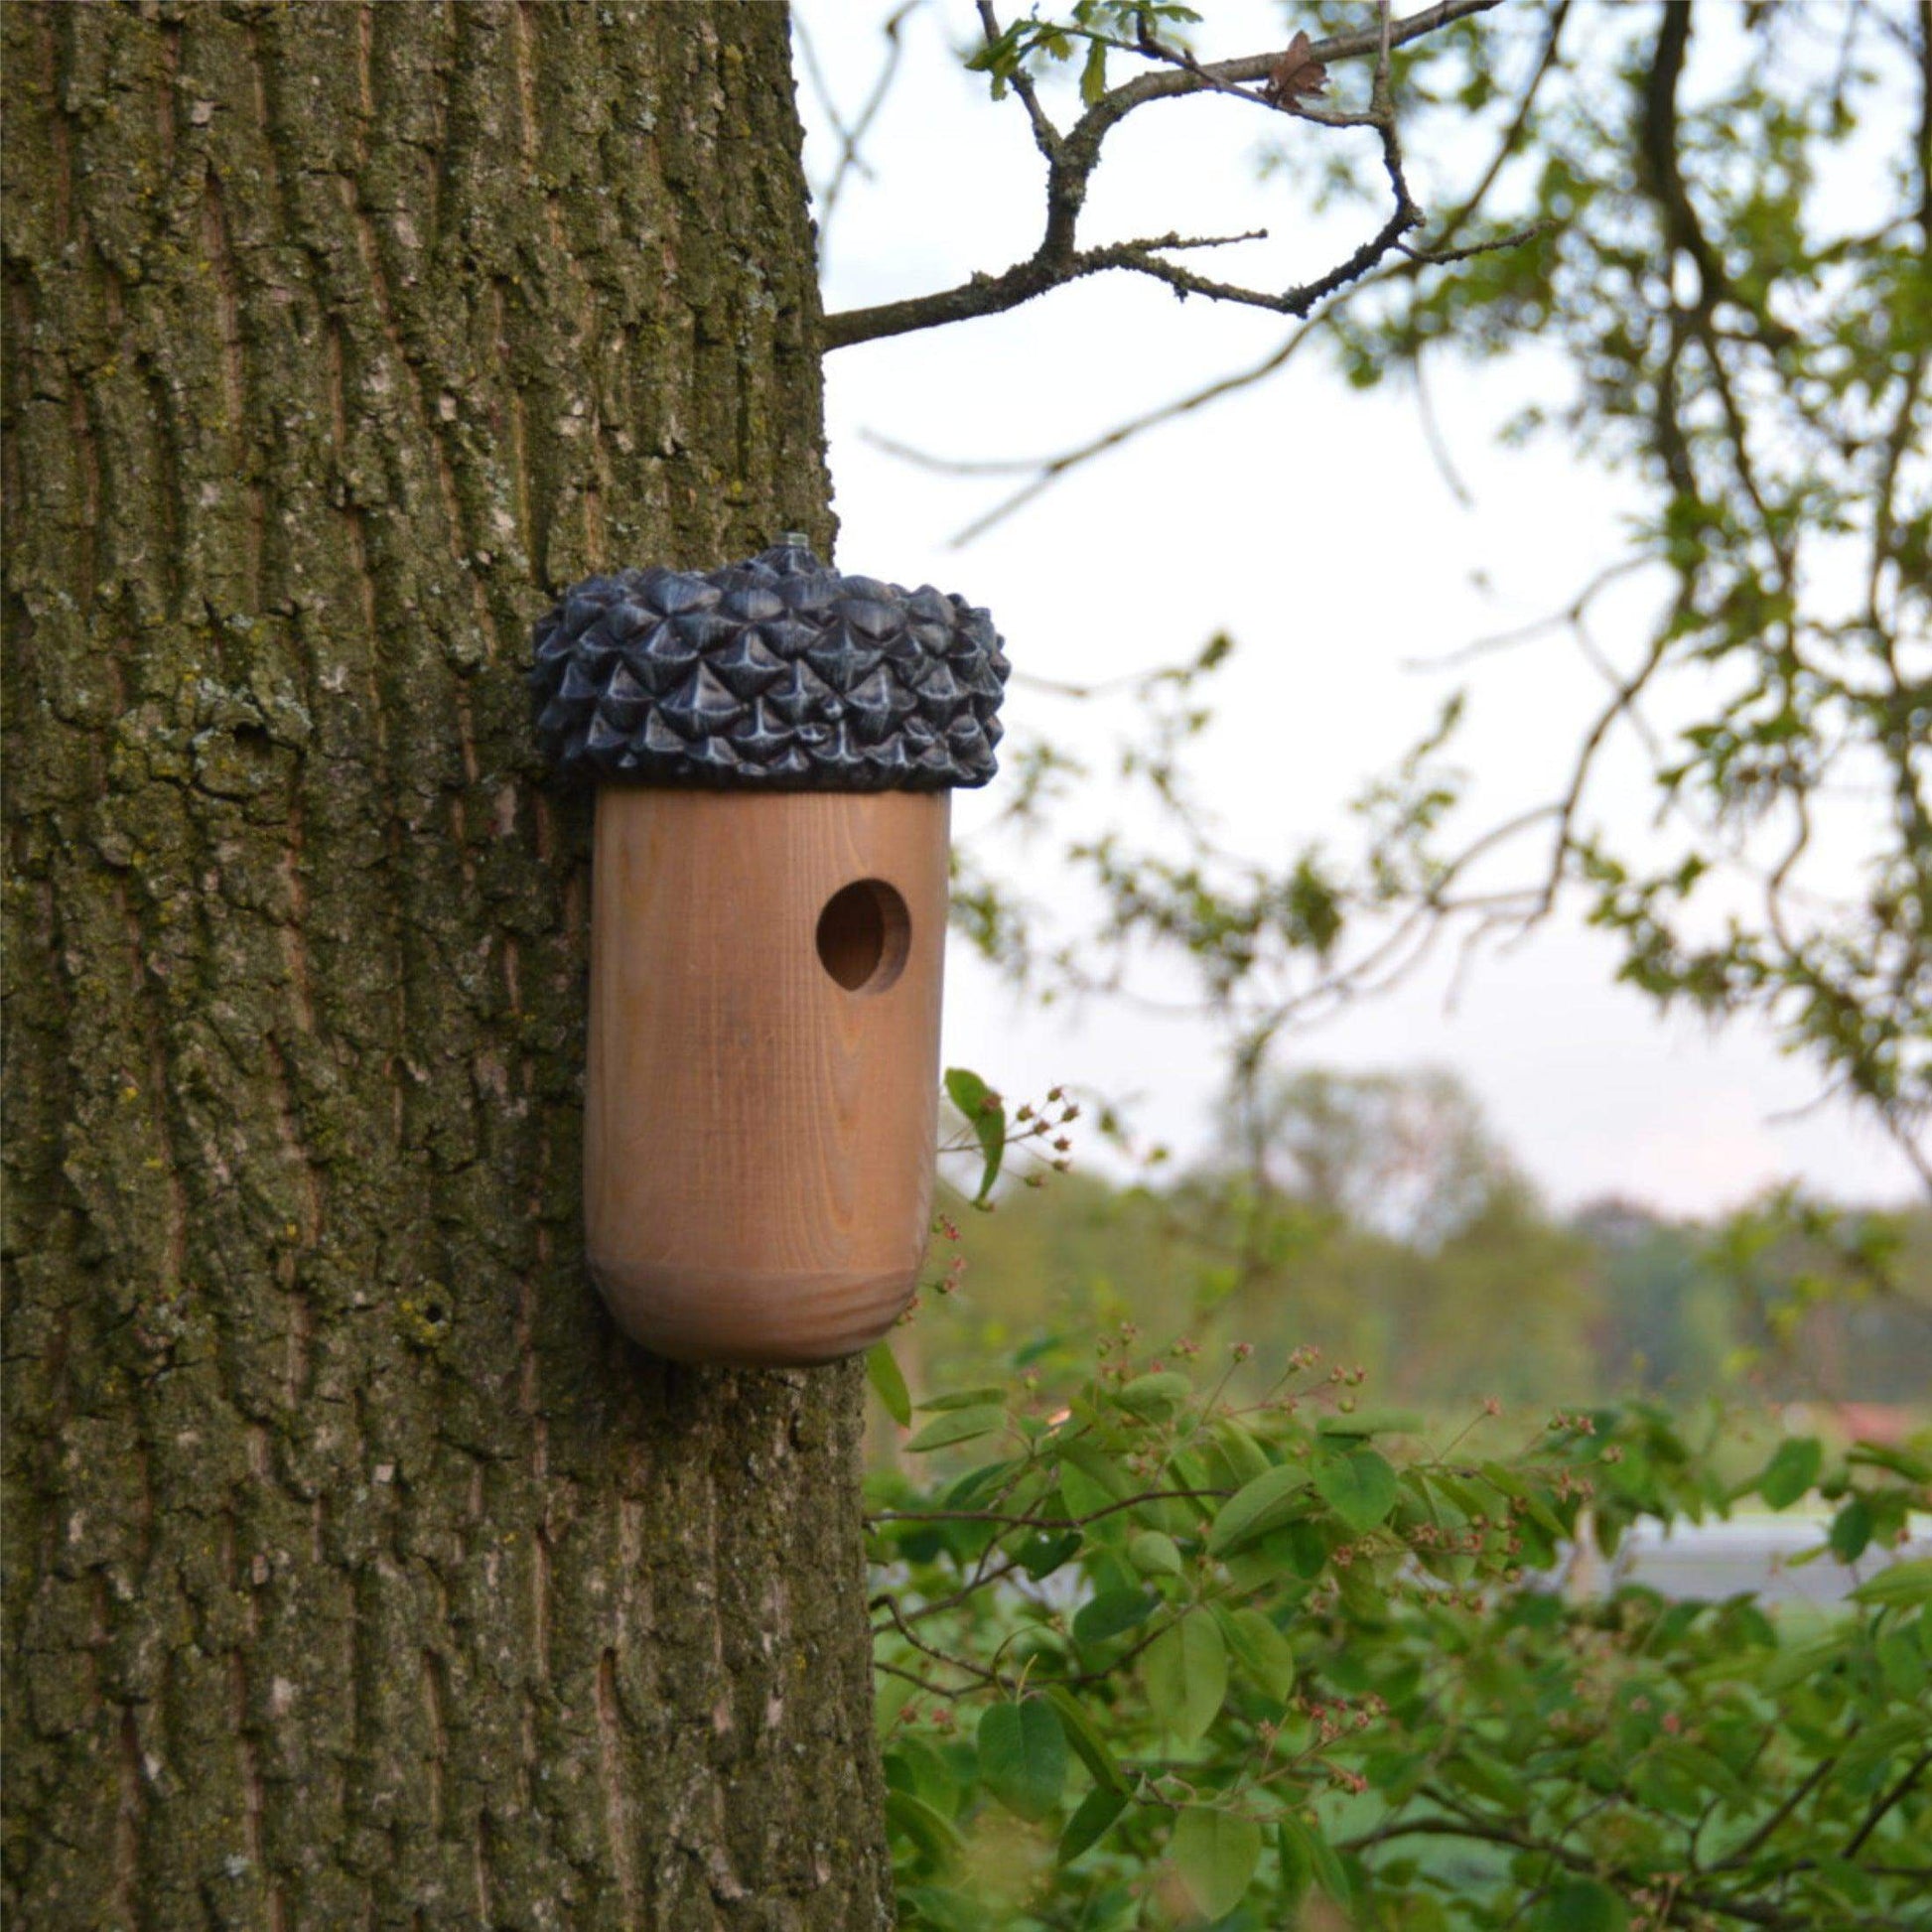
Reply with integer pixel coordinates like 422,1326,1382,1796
528,541,1009,790
529,540,1012,787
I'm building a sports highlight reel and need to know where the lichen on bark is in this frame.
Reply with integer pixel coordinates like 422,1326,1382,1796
2,4,893,1926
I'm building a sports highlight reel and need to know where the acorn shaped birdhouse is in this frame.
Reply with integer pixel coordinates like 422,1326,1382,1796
530,535,1008,1367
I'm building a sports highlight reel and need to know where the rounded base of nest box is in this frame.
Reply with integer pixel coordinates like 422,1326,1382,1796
589,1257,918,1367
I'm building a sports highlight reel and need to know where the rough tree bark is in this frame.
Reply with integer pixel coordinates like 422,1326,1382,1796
2,5,895,1927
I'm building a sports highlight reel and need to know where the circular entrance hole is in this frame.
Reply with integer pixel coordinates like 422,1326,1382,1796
815,878,911,994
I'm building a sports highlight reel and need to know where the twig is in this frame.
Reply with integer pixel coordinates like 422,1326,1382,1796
1844,1747,1932,1859
1712,1753,1840,1870
866,0,1570,543
874,1592,1010,1684
875,1658,965,1700
795,0,927,259
1396,217,1552,265
974,0,1061,160
1403,560,1648,670
864,311,1331,544
870,1485,1228,1531
822,0,1504,350
1411,348,1474,507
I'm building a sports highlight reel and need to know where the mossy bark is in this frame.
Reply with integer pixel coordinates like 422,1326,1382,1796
2,5,893,1926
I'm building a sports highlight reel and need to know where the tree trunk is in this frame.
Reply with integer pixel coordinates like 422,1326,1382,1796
2,5,894,1926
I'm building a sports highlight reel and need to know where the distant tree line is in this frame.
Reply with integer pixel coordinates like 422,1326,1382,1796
921,1066,1932,1418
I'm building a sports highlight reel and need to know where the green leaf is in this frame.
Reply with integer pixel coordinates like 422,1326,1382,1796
874,1670,915,1735
943,1457,1019,1508
917,1386,1011,1413
1876,1626,1927,1697
1852,1557,1932,1607
1217,1605,1296,1702
1078,36,1107,105
1848,1442,1932,1482
1332,1554,1389,1622
1279,1815,1349,1906
886,1788,965,1867
1206,1462,1311,1556
903,1406,1005,1453
898,1883,992,1932
1809,1856,1878,1908
867,1343,911,1428
1277,1812,1311,1904
1317,1407,1426,1439
889,1734,961,1811
1145,1613,1227,1743
1018,1529,1081,1580
1476,1458,1566,1538
1059,1445,1132,1521
945,1067,1006,1203
1211,1420,1273,1485
1042,1684,1128,1793
1073,1587,1156,1645
1423,1467,1487,1517
1058,1784,1128,1864
1446,1748,1532,1813
1129,1529,1185,1578
1313,1449,1399,1534
1116,1371,1189,1418
962,23,1018,73
1755,1436,1822,1510
1841,1711,1932,1782
1172,1807,1260,1920
1831,1494,1873,1563
1655,1741,1746,1805
1757,1631,1848,1692
977,1698,1067,1823
1535,1877,1628,1932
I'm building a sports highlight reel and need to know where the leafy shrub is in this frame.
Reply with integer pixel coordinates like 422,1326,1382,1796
867,1330,1932,1930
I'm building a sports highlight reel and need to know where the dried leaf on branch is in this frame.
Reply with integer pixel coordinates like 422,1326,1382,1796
1264,31,1329,106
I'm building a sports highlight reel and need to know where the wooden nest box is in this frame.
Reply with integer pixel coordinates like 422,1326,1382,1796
530,536,1009,1367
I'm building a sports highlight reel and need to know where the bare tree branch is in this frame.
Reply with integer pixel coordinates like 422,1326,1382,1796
795,0,928,258
862,0,1571,543
862,312,1332,543
821,0,1506,351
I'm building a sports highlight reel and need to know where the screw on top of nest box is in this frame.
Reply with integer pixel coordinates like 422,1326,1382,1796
528,538,1009,791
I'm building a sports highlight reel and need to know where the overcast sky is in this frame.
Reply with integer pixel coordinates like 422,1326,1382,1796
791,0,1922,1216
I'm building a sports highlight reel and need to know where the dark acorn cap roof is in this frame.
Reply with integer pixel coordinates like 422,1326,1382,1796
528,536,1008,790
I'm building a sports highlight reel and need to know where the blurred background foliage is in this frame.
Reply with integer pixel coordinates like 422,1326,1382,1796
899,1063,1932,1433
